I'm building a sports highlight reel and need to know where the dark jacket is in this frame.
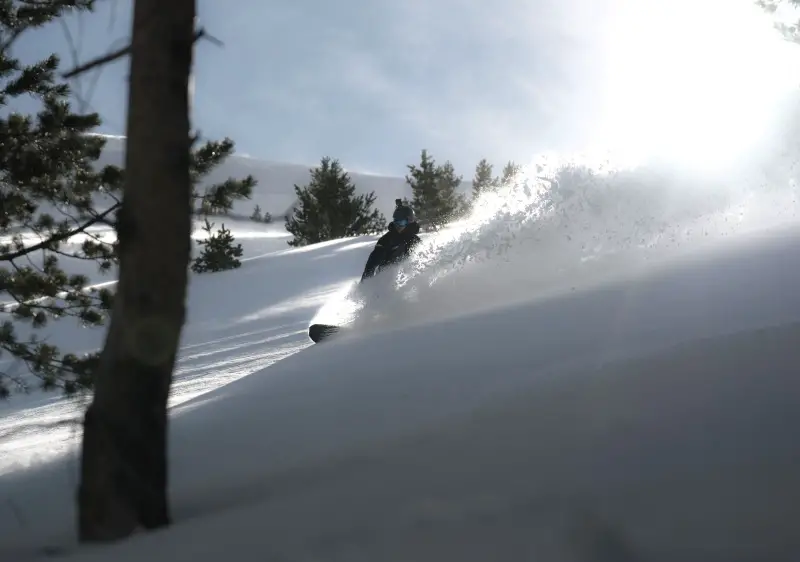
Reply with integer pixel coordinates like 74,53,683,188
361,223,421,281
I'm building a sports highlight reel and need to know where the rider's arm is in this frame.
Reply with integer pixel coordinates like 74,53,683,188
361,234,391,280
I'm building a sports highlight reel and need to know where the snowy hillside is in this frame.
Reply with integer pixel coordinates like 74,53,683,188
1,156,800,561
92,135,438,220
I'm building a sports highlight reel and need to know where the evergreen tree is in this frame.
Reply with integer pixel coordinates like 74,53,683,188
407,150,463,230
407,150,439,228
495,160,521,188
0,0,115,398
250,204,263,221
437,159,467,222
191,219,243,273
77,0,197,541
262,210,272,223
472,158,494,199
0,3,252,397
285,156,386,246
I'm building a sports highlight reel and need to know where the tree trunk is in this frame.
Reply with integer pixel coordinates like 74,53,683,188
77,0,196,543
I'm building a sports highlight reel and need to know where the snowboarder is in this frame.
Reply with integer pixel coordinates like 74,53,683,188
308,202,421,344
360,201,421,281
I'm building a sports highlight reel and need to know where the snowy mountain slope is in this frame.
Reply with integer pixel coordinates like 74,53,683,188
1,160,799,561
0,221,376,463
12,321,800,562
93,135,452,219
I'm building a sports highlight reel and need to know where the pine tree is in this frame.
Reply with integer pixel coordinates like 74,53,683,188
0,0,116,398
407,150,438,228
407,150,463,230
285,156,386,246
262,210,272,223
495,160,521,188
250,204,263,221
77,0,196,541
0,3,252,398
436,159,466,223
472,158,494,199
191,219,243,273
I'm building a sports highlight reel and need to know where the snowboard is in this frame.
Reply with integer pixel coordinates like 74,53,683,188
308,323,342,343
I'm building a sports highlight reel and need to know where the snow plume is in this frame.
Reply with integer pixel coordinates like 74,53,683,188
313,147,800,334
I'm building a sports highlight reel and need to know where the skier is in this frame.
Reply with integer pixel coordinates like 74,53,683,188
360,201,421,281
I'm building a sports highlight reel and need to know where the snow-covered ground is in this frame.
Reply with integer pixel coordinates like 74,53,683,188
1,156,800,561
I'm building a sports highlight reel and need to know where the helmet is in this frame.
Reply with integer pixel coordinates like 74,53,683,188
392,204,415,227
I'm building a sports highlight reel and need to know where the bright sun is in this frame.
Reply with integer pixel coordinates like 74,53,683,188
591,0,800,172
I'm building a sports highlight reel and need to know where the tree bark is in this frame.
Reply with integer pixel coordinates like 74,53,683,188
77,0,196,543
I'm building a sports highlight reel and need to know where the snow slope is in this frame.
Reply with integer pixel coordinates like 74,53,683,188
1,158,800,561
93,135,438,219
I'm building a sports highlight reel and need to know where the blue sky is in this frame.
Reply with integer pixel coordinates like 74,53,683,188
16,0,617,176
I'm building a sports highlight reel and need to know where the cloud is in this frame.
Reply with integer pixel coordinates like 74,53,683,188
24,0,620,173
302,0,616,163
191,0,620,169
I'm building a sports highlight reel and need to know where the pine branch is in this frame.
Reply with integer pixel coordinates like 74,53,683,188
1,203,119,262
62,28,221,79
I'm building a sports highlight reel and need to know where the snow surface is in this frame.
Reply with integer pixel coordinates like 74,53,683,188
2,159,800,561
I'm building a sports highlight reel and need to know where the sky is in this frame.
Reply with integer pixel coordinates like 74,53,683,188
11,0,800,177
13,0,618,176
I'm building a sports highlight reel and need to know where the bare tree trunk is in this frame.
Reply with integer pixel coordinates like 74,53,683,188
77,0,196,543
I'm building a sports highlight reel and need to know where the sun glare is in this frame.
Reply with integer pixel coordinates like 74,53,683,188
591,0,800,172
